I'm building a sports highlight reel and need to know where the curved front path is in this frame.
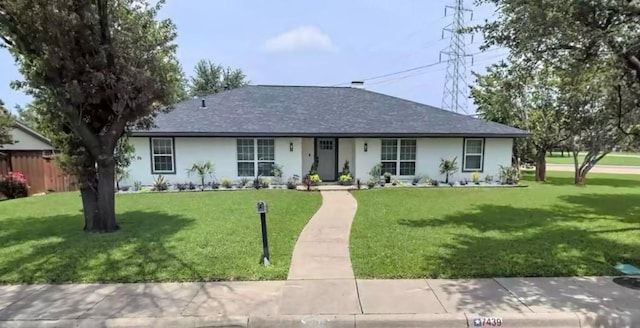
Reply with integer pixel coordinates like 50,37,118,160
280,190,362,315
287,190,358,280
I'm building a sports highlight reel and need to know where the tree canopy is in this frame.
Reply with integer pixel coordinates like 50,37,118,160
0,0,183,231
0,99,13,147
189,59,248,98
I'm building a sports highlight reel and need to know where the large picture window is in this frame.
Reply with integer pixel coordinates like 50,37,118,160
463,138,484,171
380,139,416,176
151,138,175,174
237,139,275,177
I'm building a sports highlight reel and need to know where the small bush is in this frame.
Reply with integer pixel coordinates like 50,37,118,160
485,175,494,183
175,183,188,191
286,175,300,189
221,178,232,188
338,173,353,185
133,181,142,191
471,171,480,183
260,177,271,189
411,175,423,185
367,178,376,189
237,177,250,188
0,172,29,199
302,174,322,191
152,175,168,191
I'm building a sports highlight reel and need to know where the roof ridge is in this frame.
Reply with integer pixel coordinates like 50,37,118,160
254,84,350,88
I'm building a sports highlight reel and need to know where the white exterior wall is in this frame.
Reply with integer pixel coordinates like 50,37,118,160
124,137,303,186
338,138,355,175
124,136,513,186
5,127,53,151
353,137,513,182
354,138,381,181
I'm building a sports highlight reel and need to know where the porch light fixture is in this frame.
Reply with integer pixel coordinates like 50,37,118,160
289,142,294,152
364,142,368,152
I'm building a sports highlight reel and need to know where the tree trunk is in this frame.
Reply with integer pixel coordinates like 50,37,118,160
535,150,547,182
575,169,587,185
81,183,99,231
92,156,119,232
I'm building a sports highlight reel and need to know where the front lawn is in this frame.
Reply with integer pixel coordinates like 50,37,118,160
546,153,640,166
0,190,321,283
350,171,640,278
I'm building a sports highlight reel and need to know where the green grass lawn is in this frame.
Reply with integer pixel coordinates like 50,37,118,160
350,171,640,279
546,153,640,166
0,190,321,284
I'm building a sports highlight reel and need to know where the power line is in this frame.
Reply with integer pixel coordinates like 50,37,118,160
332,61,446,86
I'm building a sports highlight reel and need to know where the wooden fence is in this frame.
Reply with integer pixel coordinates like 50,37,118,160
0,151,77,195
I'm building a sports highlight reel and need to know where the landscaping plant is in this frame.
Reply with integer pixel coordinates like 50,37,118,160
221,178,232,188
287,175,300,189
187,161,215,191
439,157,459,184
152,175,168,191
472,171,481,184
0,172,29,199
271,163,283,185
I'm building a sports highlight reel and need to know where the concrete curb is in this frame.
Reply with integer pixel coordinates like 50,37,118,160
2,312,638,328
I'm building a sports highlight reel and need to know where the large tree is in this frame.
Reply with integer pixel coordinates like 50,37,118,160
189,59,248,98
0,0,183,232
471,62,568,181
0,99,13,147
14,103,40,130
474,0,640,183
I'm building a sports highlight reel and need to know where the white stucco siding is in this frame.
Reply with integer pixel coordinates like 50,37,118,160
338,138,355,176
274,138,303,179
301,137,315,175
483,138,514,178
353,137,514,182
354,138,381,181
124,137,303,186
4,127,53,151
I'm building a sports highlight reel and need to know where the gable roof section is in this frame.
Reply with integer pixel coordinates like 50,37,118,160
131,85,529,138
2,121,54,151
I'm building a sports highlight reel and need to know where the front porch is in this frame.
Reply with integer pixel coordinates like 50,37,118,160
301,137,357,182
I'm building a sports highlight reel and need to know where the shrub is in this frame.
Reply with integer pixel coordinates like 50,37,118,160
175,182,188,191
261,177,271,189
341,160,350,176
499,165,520,185
367,178,377,189
221,178,232,188
271,163,283,184
133,181,142,191
471,171,480,183
302,174,322,191
429,179,439,186
369,164,382,180
237,177,250,188
286,175,300,189
0,172,29,199
309,158,319,175
152,175,168,191
411,175,423,185
485,175,494,183
338,173,353,185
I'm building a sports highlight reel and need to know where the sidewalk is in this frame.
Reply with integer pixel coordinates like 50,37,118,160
1,277,639,327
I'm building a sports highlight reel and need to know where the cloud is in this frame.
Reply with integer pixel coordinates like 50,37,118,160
264,26,336,53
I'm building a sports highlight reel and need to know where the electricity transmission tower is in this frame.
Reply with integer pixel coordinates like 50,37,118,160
439,0,474,114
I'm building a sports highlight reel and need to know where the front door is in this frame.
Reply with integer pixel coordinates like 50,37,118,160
316,138,337,181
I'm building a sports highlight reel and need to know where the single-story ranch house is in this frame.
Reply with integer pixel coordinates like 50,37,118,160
124,83,529,186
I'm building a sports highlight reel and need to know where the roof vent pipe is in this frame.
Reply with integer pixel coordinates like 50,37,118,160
200,99,207,109
351,81,365,89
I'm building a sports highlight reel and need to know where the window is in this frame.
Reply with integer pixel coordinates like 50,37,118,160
237,139,275,177
319,140,333,150
463,138,484,171
151,138,175,173
380,139,416,176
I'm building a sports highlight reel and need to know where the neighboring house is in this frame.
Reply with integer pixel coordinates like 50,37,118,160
124,83,529,186
0,121,76,195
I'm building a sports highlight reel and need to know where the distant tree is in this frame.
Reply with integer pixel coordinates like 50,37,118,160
0,100,13,147
189,59,248,97
14,103,41,131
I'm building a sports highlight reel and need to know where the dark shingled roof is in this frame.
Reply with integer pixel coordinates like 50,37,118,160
131,85,529,137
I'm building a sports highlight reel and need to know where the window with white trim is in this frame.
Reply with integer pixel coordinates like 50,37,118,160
380,139,416,176
463,138,484,171
237,138,275,177
151,138,175,173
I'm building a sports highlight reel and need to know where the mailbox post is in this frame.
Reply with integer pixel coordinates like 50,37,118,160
256,200,269,266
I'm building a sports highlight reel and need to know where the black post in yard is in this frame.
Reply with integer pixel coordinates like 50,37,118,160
256,200,269,266
260,212,269,263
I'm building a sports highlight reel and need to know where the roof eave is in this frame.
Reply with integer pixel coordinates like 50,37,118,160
129,131,532,138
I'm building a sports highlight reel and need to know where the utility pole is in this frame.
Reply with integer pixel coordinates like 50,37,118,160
440,0,474,114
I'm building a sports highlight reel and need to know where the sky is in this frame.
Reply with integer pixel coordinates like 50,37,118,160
0,0,506,115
